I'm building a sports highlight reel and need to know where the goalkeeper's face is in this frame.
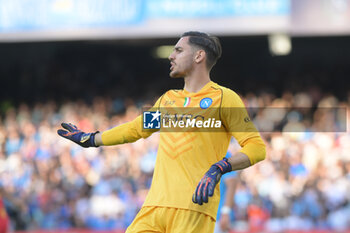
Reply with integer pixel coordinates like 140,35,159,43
168,37,196,78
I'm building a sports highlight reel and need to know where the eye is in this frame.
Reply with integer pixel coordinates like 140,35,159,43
175,47,182,53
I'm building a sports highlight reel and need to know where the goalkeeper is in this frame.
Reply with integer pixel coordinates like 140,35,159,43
58,31,266,233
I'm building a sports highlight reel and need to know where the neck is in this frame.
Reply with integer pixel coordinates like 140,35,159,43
183,69,211,93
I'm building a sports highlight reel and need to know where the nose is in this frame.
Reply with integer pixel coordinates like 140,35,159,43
168,51,175,61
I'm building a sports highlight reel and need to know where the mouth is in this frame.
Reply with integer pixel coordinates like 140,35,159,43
170,63,175,71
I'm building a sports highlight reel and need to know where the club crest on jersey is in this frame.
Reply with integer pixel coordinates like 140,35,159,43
200,98,212,109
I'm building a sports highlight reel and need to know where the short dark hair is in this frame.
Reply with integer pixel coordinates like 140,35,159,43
181,31,222,70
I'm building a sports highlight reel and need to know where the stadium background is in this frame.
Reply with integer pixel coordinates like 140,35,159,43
1,0,350,232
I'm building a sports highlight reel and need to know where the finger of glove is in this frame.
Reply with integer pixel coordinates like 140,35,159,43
192,193,197,204
202,178,211,203
57,129,69,137
61,123,77,132
196,179,206,205
208,181,216,197
192,182,201,204
208,173,222,197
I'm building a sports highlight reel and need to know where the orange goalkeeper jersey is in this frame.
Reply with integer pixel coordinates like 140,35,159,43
102,81,266,220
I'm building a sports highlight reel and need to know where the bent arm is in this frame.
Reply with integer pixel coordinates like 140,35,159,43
228,136,266,170
220,88,266,169
227,152,251,170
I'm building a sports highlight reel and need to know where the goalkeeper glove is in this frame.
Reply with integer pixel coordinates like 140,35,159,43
57,123,99,148
192,158,232,205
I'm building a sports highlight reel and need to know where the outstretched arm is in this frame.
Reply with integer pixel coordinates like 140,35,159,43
57,123,100,148
58,115,157,147
58,96,164,147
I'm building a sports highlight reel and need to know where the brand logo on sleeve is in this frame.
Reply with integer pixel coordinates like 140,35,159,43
164,100,175,106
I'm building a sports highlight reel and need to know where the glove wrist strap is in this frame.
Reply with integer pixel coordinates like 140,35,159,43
215,157,232,174
90,131,100,147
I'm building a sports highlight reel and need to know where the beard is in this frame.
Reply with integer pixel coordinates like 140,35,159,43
169,70,184,78
169,63,193,78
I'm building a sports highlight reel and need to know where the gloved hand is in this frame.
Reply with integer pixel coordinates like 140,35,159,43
192,158,232,205
57,123,99,148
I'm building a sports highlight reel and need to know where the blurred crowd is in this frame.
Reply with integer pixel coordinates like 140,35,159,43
0,89,349,232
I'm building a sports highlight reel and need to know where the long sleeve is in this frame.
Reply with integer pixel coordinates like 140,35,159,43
221,88,266,165
101,96,163,146
238,136,266,165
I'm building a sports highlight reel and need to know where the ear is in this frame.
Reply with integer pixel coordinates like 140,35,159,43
194,50,206,64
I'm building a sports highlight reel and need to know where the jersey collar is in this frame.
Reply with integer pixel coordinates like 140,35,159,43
182,81,215,97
